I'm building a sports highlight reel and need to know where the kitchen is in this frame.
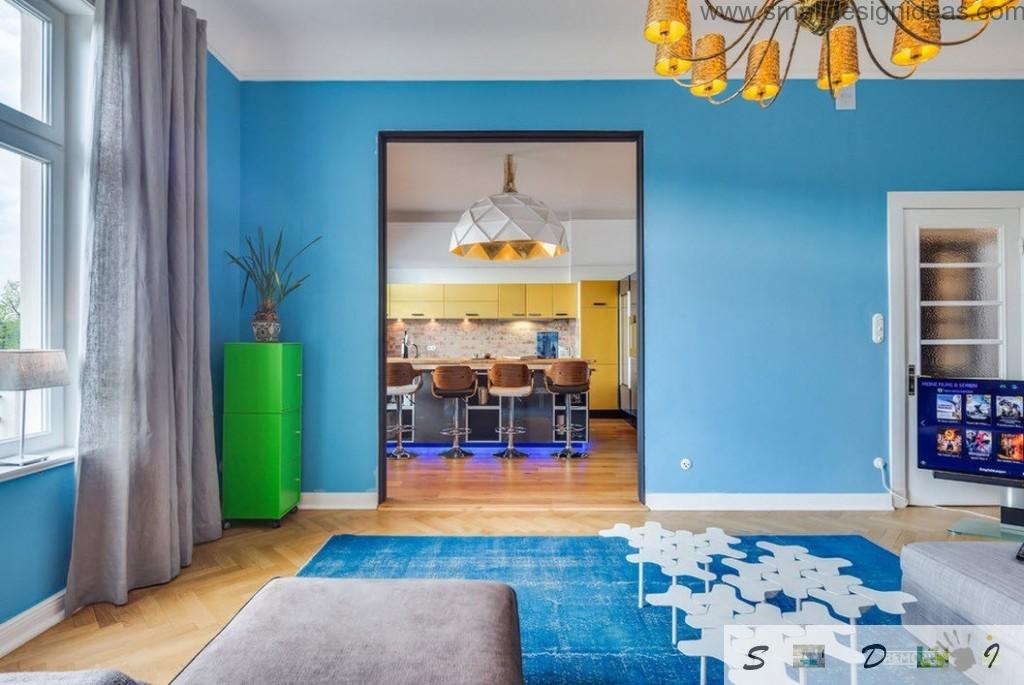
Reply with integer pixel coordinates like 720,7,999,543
382,138,640,507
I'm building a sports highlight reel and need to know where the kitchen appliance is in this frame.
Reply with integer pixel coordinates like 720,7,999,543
536,331,558,359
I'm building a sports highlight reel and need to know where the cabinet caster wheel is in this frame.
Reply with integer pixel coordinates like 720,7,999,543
271,520,281,529
290,505,298,515
222,520,232,530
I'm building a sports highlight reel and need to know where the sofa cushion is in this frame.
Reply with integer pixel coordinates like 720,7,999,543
900,541,1024,625
172,577,523,685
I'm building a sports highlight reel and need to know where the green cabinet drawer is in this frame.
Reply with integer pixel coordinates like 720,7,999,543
224,343,303,414
222,411,301,520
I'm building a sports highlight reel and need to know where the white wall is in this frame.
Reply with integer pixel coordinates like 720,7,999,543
387,217,636,284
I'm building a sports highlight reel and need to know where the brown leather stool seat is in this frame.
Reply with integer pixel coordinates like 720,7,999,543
431,365,478,459
544,360,591,459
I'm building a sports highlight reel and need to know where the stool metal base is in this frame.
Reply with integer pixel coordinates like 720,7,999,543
439,446,473,459
387,446,417,460
494,447,528,460
553,447,587,460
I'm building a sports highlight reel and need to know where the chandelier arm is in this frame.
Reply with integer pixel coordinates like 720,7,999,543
700,0,778,25
873,0,994,46
707,8,794,105
671,2,793,89
851,5,921,80
685,0,788,64
760,20,802,109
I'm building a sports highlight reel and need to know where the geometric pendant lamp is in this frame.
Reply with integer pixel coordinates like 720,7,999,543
449,155,569,261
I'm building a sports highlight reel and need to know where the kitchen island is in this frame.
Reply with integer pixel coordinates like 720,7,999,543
386,357,597,447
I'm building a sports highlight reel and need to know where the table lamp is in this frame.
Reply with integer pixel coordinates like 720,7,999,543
0,350,69,467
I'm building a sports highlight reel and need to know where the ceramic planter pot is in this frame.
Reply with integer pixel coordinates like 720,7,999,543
252,319,281,343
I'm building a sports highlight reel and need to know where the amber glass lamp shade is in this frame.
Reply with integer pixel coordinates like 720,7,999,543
962,0,1019,19
892,0,942,66
817,25,860,91
654,29,693,77
690,34,728,98
742,40,780,102
644,0,689,44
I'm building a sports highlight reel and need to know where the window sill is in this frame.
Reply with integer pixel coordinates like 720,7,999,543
0,448,76,485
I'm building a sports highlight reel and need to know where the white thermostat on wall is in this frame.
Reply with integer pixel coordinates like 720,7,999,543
872,314,885,344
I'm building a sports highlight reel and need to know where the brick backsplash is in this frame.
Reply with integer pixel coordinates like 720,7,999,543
388,319,578,358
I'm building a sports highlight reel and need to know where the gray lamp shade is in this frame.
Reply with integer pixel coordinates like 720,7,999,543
0,350,70,391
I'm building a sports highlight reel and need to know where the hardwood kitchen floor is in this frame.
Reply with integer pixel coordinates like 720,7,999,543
384,417,641,509
0,505,993,683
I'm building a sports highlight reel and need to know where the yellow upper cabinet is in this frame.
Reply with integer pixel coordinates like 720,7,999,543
525,284,554,319
579,280,618,308
388,282,587,319
390,283,444,302
552,283,578,319
443,284,499,302
443,300,499,319
390,300,445,320
498,284,527,319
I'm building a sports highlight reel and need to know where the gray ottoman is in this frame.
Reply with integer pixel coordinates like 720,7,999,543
172,578,524,685
900,541,1024,625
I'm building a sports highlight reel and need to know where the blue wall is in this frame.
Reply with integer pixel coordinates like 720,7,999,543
224,79,1024,496
0,464,75,623
207,54,241,457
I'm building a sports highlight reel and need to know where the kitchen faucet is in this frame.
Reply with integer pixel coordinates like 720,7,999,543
401,331,419,359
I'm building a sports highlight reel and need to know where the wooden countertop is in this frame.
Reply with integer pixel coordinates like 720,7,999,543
387,357,596,371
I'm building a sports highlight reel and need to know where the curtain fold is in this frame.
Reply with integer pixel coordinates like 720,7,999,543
66,0,221,616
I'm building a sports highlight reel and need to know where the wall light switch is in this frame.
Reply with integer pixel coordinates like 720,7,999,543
872,313,884,344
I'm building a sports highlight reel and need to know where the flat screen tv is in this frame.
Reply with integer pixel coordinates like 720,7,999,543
918,377,1024,482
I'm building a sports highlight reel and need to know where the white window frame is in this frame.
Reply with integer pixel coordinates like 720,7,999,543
0,0,67,458
887,191,1024,506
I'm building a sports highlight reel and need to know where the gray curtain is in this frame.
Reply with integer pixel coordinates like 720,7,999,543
66,0,221,615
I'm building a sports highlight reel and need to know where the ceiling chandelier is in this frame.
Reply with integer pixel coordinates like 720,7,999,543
644,0,1013,107
449,155,569,261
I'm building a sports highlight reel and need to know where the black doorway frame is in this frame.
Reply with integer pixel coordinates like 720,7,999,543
377,130,646,506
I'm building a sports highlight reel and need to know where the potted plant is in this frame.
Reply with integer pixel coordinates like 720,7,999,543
227,228,322,342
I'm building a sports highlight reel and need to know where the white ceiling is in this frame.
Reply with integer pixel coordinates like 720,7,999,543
188,0,1024,81
386,142,637,219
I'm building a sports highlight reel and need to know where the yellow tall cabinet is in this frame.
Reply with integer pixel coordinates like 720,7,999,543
579,280,619,410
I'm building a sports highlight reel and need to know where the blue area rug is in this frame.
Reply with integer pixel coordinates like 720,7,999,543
299,535,900,684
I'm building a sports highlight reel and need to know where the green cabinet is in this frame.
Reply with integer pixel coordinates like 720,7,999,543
222,343,303,523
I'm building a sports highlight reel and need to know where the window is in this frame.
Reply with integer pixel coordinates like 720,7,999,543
0,0,47,123
0,0,64,456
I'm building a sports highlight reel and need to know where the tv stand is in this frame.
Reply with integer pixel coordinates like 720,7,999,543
933,471,1024,541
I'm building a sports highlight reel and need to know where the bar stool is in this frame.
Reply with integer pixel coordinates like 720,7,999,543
544,360,592,459
431,365,478,459
386,362,421,460
489,363,533,459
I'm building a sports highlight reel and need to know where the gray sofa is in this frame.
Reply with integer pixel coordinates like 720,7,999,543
171,577,524,685
901,541,1024,625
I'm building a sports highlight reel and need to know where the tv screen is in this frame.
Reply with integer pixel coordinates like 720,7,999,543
918,377,1024,481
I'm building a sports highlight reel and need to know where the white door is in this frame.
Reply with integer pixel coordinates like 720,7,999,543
904,208,1023,504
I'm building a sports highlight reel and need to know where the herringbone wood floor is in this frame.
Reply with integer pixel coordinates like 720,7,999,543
0,417,995,682
0,506,992,683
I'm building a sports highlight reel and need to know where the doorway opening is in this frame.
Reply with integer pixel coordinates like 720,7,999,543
378,132,644,509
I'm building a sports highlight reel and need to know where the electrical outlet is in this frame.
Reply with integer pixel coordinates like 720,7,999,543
680,458,693,471
426,344,438,352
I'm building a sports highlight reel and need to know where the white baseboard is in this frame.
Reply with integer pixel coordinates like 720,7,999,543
645,493,894,512
299,492,378,510
0,591,65,658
